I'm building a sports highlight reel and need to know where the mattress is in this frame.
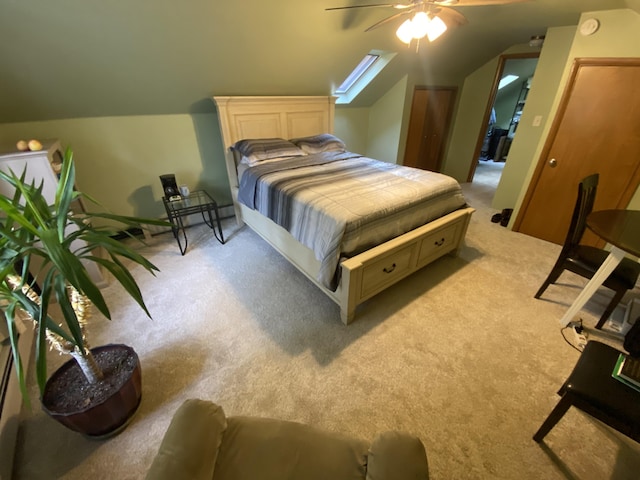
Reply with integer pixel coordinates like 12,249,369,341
237,151,467,290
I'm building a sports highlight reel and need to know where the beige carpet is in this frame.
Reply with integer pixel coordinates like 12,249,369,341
11,164,640,479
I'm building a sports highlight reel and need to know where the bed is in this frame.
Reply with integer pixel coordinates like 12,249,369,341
213,96,474,324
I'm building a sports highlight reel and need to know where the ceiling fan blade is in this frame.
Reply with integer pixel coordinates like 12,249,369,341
325,3,413,11
436,7,468,27
436,0,530,6
364,11,411,32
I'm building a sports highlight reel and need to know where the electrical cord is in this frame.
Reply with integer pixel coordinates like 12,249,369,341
560,318,586,352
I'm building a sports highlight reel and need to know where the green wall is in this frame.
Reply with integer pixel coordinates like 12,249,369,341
492,26,575,211
334,107,369,155
366,75,408,164
336,75,408,165
0,114,227,219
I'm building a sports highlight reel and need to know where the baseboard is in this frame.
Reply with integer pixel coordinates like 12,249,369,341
111,227,145,240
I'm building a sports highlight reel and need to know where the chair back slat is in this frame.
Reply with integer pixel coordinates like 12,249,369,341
563,173,599,251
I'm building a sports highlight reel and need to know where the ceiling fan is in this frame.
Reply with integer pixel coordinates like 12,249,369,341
326,0,529,44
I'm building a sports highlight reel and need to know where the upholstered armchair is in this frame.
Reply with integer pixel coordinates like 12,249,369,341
146,399,429,480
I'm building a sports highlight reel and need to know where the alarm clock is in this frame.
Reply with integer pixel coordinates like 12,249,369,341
160,174,180,200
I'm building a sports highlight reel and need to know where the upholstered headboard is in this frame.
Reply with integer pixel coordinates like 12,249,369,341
212,96,336,191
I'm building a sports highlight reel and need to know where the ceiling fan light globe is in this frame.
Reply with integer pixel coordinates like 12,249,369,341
426,15,447,42
411,11,430,39
396,19,414,44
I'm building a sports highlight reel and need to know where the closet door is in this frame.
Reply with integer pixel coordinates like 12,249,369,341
404,86,457,172
515,58,640,246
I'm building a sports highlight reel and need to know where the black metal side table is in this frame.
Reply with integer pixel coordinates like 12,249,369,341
162,190,225,255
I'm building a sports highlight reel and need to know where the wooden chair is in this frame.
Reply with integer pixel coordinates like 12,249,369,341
534,173,640,329
533,340,640,443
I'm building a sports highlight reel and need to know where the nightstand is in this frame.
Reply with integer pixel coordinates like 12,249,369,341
162,190,225,255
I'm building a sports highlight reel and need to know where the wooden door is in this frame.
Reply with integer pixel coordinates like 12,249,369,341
515,58,640,246
404,86,456,172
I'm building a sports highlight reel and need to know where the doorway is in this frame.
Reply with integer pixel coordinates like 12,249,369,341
469,54,540,193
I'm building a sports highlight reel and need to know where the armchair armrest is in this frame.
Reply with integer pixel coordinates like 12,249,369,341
366,431,429,480
146,399,227,480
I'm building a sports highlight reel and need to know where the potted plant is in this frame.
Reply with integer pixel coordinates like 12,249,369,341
0,147,169,437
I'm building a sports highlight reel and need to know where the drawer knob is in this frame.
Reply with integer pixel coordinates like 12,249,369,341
383,263,397,274
434,238,445,247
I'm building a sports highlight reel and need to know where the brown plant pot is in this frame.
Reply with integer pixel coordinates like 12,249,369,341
42,344,142,438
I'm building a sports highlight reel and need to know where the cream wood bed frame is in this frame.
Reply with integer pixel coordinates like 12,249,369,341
213,96,474,324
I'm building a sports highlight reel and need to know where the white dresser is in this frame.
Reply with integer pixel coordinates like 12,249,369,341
0,139,106,287
0,140,66,206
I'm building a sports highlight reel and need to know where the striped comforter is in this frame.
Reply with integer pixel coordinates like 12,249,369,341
238,151,467,290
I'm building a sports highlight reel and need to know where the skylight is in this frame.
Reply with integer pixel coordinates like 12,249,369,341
499,74,519,89
335,54,379,94
334,50,396,105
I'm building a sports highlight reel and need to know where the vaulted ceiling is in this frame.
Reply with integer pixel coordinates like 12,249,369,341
1,0,637,123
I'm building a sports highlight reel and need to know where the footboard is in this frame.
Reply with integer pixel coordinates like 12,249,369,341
335,207,474,324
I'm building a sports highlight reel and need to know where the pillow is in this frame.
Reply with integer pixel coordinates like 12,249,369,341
230,138,306,166
290,134,346,154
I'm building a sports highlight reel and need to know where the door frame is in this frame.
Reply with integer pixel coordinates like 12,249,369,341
466,52,540,183
513,57,640,236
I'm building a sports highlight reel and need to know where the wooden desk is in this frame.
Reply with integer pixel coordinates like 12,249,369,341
559,210,640,326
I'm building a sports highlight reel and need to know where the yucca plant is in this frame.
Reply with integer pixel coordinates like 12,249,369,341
0,147,168,406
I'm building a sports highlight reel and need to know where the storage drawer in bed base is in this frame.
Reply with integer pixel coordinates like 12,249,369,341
337,206,474,324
